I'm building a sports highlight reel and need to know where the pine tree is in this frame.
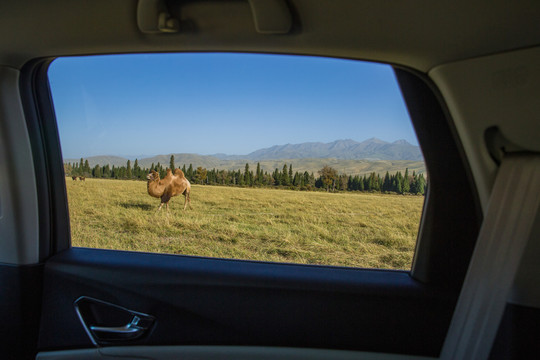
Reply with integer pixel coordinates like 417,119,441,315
92,165,102,178
169,155,175,171
265,173,273,186
187,164,193,181
368,172,380,191
410,173,417,194
363,175,369,191
126,160,132,179
237,170,244,186
255,162,261,185
133,159,140,178
416,174,426,195
208,169,217,184
315,176,323,189
103,164,111,178
303,172,310,187
396,171,403,194
293,172,300,187
383,171,391,192
272,168,281,186
289,164,293,183
358,175,364,191
298,172,304,187
244,163,251,185
84,159,90,174
282,164,290,186
403,168,410,193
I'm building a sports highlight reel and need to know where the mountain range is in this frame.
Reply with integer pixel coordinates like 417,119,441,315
64,138,425,176
211,138,421,161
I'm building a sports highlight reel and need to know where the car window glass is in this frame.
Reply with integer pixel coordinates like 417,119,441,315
49,53,426,269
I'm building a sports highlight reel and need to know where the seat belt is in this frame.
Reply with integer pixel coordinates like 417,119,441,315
440,153,540,360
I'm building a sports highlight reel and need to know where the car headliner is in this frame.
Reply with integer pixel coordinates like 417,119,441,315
0,1,539,72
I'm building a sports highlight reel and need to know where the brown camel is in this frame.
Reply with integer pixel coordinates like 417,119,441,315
72,176,77,181
79,176,85,181
146,168,191,211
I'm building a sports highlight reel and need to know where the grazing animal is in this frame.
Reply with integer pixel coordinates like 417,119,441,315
72,176,78,181
79,176,85,181
146,169,191,211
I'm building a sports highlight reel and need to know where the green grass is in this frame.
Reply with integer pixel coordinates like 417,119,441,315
66,178,424,269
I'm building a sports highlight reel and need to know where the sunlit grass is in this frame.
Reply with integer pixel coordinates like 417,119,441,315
66,178,424,269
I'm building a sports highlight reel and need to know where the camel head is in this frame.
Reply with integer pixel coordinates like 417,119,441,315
147,170,160,181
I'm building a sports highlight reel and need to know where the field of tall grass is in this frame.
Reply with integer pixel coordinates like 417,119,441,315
66,178,424,269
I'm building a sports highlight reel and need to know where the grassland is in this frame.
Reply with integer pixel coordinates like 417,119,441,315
66,178,424,269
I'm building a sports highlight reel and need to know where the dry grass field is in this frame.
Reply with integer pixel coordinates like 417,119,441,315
66,178,424,269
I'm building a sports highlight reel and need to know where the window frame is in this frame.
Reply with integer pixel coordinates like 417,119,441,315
20,54,482,288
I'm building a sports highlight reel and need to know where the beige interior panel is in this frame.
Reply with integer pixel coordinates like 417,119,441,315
0,67,39,265
429,46,540,209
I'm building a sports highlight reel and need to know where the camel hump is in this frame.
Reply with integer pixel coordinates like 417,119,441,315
174,168,185,178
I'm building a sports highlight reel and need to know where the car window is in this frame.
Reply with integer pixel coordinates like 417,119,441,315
48,53,425,270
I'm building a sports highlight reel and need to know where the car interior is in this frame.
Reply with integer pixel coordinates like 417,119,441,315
0,1,539,359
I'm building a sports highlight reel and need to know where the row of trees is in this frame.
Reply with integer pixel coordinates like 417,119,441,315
65,155,426,195
317,165,426,194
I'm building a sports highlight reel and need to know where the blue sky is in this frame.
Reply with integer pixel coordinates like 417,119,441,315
48,53,417,159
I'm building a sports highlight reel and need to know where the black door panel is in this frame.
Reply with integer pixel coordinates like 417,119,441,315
0,264,43,360
39,248,455,356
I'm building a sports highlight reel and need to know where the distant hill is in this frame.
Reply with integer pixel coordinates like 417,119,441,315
232,158,425,177
64,155,129,168
237,138,423,161
65,138,425,176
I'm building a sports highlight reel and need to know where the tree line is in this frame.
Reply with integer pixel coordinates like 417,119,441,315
65,155,426,195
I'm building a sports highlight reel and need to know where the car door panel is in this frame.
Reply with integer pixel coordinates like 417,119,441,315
0,264,43,360
38,248,455,356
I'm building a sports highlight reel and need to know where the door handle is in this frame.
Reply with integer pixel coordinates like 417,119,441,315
89,315,148,341
74,297,155,345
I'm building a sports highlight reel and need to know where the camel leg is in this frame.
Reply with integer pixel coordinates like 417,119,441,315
157,202,164,211
184,192,192,210
160,194,171,212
